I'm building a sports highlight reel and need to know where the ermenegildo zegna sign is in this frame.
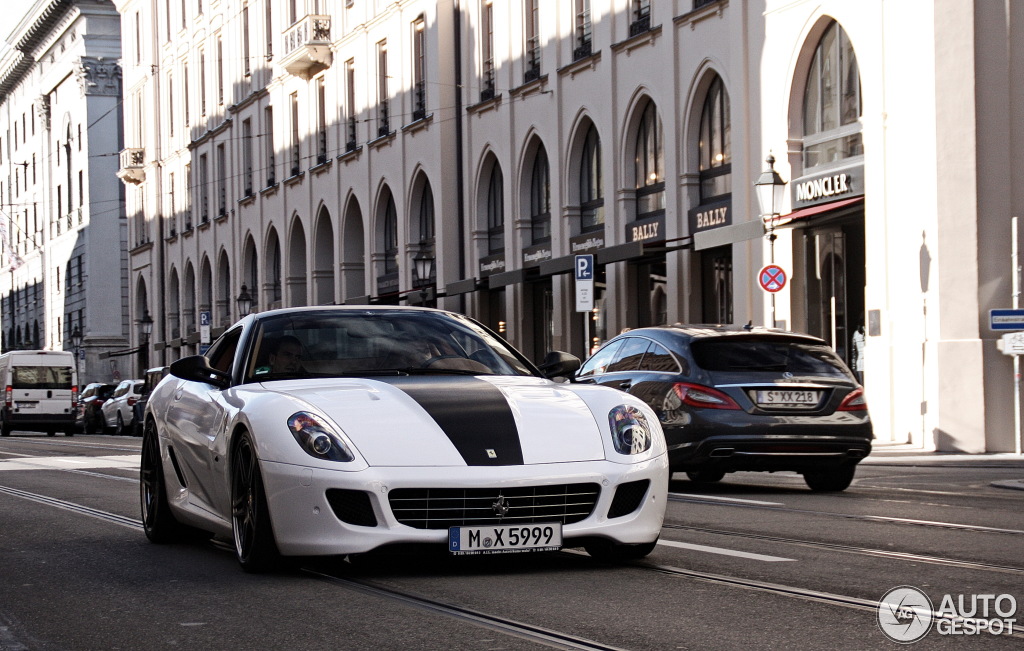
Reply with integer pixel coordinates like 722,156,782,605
791,163,865,210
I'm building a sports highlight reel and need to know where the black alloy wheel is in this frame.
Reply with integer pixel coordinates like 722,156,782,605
140,418,185,542
115,412,125,436
231,432,281,572
803,464,857,492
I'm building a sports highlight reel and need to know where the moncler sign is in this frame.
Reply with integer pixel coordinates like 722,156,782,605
791,164,864,209
795,173,851,202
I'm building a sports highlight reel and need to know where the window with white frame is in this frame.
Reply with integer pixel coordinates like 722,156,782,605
802,21,862,170
376,40,390,136
289,92,300,175
242,118,253,195
481,0,495,101
698,75,731,201
634,100,664,219
574,0,592,60
524,0,540,83
412,16,426,121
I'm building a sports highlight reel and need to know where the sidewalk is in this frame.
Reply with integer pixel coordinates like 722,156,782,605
862,442,1024,491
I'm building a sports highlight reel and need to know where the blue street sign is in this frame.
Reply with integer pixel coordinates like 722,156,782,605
575,254,594,281
199,310,212,327
990,309,1024,331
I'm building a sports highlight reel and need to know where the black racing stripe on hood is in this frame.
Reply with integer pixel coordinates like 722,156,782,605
376,376,524,466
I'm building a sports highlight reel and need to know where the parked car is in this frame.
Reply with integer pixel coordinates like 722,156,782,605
131,367,169,437
575,325,873,491
101,379,145,435
140,306,668,571
78,382,117,434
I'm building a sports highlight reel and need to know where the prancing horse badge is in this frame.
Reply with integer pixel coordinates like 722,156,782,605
486,449,497,459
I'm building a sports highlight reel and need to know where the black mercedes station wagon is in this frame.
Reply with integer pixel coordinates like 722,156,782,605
576,325,873,491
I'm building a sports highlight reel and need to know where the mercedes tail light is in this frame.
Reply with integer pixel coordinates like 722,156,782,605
672,382,741,410
837,387,868,411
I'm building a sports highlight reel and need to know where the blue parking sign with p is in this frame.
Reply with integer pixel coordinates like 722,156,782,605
575,254,594,281
575,255,595,312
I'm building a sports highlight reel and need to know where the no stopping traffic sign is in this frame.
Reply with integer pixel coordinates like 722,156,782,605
758,264,787,293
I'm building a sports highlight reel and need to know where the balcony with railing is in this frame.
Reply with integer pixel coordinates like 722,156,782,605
117,148,145,184
280,15,333,78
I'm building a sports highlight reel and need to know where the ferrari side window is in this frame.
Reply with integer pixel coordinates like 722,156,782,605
207,327,242,375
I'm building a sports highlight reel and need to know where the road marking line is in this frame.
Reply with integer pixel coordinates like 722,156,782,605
669,492,784,506
0,454,139,472
657,539,795,562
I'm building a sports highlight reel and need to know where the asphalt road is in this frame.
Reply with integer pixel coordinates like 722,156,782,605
2,433,1023,650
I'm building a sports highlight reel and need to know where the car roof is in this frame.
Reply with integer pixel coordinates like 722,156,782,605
617,324,828,345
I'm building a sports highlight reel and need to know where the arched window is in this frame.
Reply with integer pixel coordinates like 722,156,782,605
418,180,435,244
698,76,731,201
634,101,664,218
530,146,550,243
487,164,504,253
802,21,862,169
383,193,398,274
579,124,603,232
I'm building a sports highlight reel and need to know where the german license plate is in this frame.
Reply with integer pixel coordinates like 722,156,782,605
15,402,36,409
449,523,562,555
755,390,820,407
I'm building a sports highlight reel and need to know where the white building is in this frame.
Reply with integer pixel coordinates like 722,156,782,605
114,0,1023,453
0,0,128,383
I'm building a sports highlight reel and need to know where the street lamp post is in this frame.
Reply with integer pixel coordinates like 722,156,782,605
412,248,435,304
754,153,787,328
138,311,154,377
71,325,83,386
236,284,254,318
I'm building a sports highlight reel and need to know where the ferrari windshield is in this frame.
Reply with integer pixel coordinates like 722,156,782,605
245,310,537,382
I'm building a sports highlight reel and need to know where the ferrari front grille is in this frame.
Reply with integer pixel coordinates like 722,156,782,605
388,483,602,529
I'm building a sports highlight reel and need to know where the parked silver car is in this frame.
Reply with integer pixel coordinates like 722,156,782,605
101,379,145,435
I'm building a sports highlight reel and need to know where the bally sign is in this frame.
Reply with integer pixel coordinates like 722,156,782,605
791,163,864,210
688,199,732,235
626,214,665,243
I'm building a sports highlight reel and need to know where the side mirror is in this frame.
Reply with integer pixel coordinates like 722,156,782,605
537,351,581,380
169,355,231,390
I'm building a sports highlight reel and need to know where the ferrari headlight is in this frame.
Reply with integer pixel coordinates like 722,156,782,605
608,405,653,455
288,412,355,462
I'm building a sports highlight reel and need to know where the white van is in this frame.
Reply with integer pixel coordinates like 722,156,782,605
0,350,78,436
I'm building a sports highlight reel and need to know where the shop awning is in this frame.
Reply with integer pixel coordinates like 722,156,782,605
774,196,864,228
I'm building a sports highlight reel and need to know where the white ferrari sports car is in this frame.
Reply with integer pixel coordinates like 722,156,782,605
140,306,668,571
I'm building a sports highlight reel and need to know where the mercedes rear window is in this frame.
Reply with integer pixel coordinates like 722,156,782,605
690,339,850,378
12,366,74,390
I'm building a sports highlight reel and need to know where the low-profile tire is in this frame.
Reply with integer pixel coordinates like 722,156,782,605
84,413,96,434
140,418,187,543
115,412,125,436
231,432,281,573
803,464,857,492
686,469,726,483
584,539,658,563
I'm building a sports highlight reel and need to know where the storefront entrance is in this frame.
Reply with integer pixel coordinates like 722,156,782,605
803,216,865,367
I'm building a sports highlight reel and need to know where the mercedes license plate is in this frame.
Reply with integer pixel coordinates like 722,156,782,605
449,523,562,555
755,390,821,407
